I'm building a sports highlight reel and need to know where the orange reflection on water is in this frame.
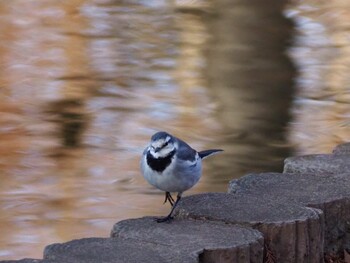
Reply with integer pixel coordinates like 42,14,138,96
287,0,350,154
0,0,225,260
0,0,349,261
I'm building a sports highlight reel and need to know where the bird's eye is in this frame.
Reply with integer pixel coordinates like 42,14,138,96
163,142,168,147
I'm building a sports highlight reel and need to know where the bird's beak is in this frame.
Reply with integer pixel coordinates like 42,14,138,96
154,147,161,153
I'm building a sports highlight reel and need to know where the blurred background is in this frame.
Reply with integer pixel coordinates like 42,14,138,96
0,0,349,260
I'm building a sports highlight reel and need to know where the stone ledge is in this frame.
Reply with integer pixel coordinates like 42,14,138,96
43,236,189,263
284,143,350,174
6,219,264,263
111,217,264,263
175,192,324,262
2,142,350,263
0,260,46,263
333,142,350,155
228,172,350,255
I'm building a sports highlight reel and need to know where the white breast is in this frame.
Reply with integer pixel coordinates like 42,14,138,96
140,153,202,193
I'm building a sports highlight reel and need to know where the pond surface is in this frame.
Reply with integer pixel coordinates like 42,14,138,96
0,0,349,260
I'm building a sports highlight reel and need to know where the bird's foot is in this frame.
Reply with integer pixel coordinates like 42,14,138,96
155,215,174,223
157,193,181,223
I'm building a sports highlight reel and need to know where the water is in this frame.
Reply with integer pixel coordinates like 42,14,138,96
285,0,350,153
0,0,349,260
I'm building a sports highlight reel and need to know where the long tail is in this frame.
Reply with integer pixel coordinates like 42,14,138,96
198,149,223,159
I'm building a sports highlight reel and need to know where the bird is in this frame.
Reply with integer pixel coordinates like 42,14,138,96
140,131,223,223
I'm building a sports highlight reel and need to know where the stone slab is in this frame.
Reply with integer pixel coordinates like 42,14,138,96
43,237,173,263
283,139,350,174
228,172,350,255
40,217,264,263
333,142,350,155
284,154,350,174
175,192,324,262
0,260,47,263
111,217,264,263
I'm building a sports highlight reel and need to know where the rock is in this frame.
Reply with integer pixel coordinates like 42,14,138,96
333,142,350,155
228,172,350,255
0,260,46,263
43,237,171,263
283,154,350,174
111,217,264,263
175,192,324,263
42,217,264,263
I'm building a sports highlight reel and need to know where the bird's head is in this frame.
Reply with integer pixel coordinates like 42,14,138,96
149,131,176,159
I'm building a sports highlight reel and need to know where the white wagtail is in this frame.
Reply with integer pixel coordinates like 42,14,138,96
141,131,222,222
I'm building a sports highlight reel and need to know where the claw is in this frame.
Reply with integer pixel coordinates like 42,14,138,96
157,193,182,223
155,215,174,223
163,192,175,206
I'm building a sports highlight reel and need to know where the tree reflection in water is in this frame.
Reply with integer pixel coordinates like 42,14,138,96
0,0,348,260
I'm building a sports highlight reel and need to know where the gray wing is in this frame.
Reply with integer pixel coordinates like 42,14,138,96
175,138,198,162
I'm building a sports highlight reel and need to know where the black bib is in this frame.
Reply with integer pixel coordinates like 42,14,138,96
146,149,176,173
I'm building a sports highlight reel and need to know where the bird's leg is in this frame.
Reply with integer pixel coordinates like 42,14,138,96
163,192,175,206
157,193,182,223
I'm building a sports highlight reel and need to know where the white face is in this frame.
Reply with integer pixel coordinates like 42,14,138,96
149,136,176,158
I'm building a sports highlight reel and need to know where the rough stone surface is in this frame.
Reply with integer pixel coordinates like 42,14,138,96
228,172,350,255
333,142,350,155
284,154,350,174
175,192,324,263
0,260,47,263
43,237,172,263
39,217,264,263
111,217,264,263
